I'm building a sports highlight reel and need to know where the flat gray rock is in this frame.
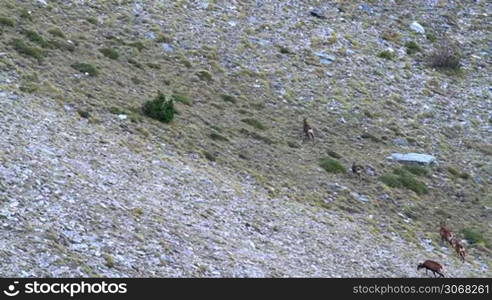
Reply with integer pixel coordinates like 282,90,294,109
387,153,436,165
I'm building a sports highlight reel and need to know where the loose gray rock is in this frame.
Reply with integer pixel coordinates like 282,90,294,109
410,21,425,34
162,43,175,53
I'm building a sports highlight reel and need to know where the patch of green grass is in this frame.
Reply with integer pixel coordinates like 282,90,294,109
397,174,428,195
400,165,429,177
287,141,300,148
155,34,172,43
426,33,437,42
428,42,461,71
142,92,176,123
380,174,401,188
405,41,421,55
103,253,115,268
239,128,274,144
77,109,90,119
221,94,237,104
447,166,470,180
378,50,395,60
86,17,98,25
278,45,291,54
146,62,161,69
131,77,142,85
19,9,32,21
361,132,382,143
108,106,125,115
196,70,213,81
48,27,65,38
71,63,98,76
172,94,192,106
128,58,144,69
380,168,428,195
241,118,266,130
203,151,216,162
381,30,401,42
12,39,44,61
99,48,119,60
50,40,75,52
127,41,145,51
0,17,14,27
24,30,52,48
462,228,485,245
209,132,229,142
19,82,39,93
326,150,342,159
447,166,460,176
319,157,346,174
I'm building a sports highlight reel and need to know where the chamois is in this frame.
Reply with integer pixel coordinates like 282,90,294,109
417,260,445,278
439,223,454,246
303,118,315,142
351,162,364,181
451,238,466,262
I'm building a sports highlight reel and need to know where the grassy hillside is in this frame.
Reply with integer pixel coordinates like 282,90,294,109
0,0,490,276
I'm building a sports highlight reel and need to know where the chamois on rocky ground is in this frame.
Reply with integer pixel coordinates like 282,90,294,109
438,223,467,262
417,260,445,278
439,223,455,246
351,162,364,181
451,238,467,262
303,117,315,142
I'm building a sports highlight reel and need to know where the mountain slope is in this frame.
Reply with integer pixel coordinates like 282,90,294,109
0,0,490,277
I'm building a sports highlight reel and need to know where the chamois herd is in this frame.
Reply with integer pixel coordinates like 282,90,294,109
417,224,468,278
302,119,470,278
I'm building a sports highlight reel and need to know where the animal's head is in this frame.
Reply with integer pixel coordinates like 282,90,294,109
417,263,424,270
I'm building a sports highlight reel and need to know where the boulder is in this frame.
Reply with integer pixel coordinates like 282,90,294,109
387,153,436,165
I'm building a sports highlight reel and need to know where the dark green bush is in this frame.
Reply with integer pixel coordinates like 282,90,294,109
380,174,401,188
48,28,65,38
428,42,461,70
203,151,216,162
462,228,485,245
86,17,98,25
378,50,395,60
127,41,145,51
50,39,75,52
128,58,144,69
209,132,229,142
0,17,14,26
99,48,119,60
400,165,429,176
405,41,421,55
380,168,428,195
320,158,346,174
142,92,176,123
326,150,342,159
71,63,98,76
12,39,44,61
147,62,161,69
241,118,266,130
24,30,52,48
221,94,237,104
398,174,428,195
19,9,32,21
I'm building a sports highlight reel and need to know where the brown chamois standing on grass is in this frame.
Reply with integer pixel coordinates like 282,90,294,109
351,162,364,181
303,117,315,142
417,260,445,278
451,238,467,262
439,223,455,246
